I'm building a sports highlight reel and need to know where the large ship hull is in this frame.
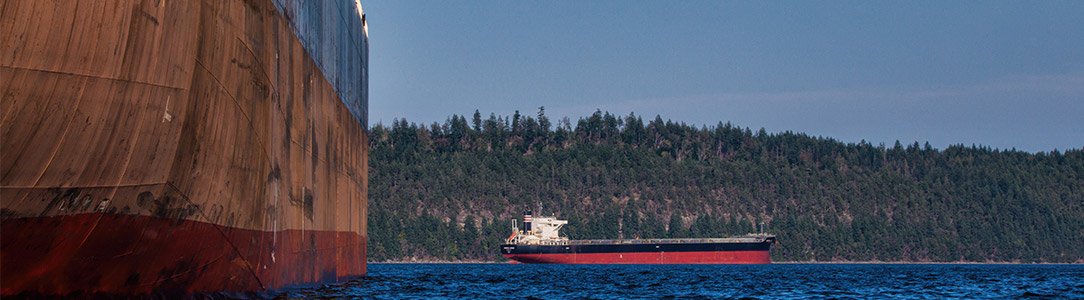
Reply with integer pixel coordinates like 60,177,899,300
1,0,368,296
501,238,775,264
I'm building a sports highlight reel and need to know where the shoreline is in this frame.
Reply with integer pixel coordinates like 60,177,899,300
771,261,1083,265
368,260,1083,265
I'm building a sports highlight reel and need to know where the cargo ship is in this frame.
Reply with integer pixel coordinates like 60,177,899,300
1,0,368,296
501,211,776,264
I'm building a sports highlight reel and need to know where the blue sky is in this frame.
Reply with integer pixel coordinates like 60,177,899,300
362,1,1083,152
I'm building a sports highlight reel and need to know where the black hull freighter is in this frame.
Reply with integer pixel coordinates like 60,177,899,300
501,211,776,264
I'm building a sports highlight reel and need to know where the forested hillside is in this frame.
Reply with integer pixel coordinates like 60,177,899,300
367,109,1084,263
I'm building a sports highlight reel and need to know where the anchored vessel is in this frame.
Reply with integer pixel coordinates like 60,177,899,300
1,0,368,296
501,211,775,264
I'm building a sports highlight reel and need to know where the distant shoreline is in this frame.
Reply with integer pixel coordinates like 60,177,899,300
772,261,1083,265
369,260,1083,265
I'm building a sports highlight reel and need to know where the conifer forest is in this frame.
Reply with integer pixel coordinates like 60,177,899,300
367,109,1083,263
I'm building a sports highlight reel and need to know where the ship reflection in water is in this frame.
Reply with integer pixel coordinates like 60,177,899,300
280,263,1084,298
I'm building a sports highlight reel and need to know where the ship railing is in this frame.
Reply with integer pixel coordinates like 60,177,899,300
508,235,774,246
518,240,572,246
566,236,773,245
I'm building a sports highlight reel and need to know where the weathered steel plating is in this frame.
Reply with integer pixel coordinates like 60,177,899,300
1,0,368,295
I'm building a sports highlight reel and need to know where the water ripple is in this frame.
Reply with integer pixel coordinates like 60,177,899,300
277,264,1084,299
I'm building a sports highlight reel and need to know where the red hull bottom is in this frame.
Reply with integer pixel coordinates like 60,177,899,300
503,250,770,264
0,213,365,296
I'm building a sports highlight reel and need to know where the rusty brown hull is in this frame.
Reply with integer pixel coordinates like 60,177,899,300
1,0,368,295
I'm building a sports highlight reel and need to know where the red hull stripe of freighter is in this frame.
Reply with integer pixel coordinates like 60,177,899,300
500,238,775,264
503,250,770,264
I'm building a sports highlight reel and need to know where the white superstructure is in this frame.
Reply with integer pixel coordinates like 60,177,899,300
508,211,569,245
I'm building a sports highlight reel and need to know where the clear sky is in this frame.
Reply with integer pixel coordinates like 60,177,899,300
362,1,1083,152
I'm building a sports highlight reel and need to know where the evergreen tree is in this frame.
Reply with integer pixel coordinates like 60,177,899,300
472,110,482,132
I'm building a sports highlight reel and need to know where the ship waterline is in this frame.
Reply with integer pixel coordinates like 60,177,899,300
1,0,368,295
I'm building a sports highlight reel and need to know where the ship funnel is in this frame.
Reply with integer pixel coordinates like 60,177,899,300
523,210,533,233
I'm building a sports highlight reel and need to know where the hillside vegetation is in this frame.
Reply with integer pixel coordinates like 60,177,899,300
367,108,1084,262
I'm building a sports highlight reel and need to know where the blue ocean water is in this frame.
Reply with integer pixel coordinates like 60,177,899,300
279,263,1084,299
